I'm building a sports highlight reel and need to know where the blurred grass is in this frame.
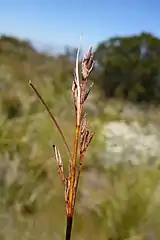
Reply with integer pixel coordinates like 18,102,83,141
1,35,160,239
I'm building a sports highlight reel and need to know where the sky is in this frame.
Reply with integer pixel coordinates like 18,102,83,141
0,0,160,53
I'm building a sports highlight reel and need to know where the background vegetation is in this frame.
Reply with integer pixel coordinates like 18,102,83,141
1,33,160,239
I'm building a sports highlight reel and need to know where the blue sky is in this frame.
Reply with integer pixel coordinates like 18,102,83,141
0,0,160,52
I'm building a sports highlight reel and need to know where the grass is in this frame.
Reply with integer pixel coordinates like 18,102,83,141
29,45,95,239
1,35,160,239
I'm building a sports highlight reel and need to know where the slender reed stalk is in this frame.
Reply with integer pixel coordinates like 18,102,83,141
29,80,71,158
29,44,95,240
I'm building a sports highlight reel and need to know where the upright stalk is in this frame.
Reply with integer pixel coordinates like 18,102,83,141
64,46,95,239
29,44,95,240
66,124,81,239
65,216,73,240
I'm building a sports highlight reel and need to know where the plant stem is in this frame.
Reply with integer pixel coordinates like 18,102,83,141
66,123,80,239
29,80,71,158
68,126,80,211
65,216,73,240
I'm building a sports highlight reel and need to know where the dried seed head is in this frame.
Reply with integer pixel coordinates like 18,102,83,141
81,82,94,104
53,145,65,183
82,47,95,80
80,114,95,160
